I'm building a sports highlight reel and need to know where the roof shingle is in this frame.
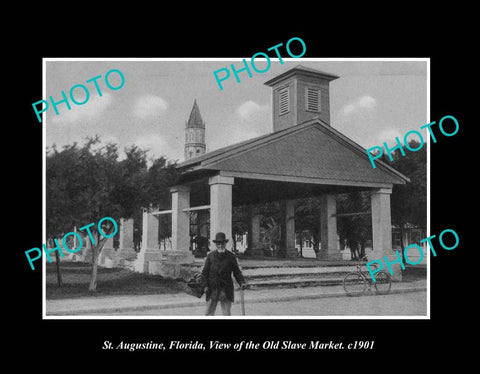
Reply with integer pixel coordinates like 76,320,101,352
178,119,409,186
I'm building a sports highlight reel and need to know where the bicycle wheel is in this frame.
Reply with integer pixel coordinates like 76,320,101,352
343,273,367,297
374,271,391,295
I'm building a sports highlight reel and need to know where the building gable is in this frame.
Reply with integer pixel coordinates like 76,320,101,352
181,120,409,187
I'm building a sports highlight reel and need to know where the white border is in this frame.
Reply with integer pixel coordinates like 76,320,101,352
42,57,430,320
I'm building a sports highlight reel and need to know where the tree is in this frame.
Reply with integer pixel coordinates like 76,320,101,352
295,197,321,254
144,156,179,209
296,195,370,259
46,143,80,286
46,136,149,291
256,202,282,256
336,192,371,260
144,156,179,248
390,140,427,250
46,136,181,291
232,206,249,252
111,144,149,217
337,140,426,259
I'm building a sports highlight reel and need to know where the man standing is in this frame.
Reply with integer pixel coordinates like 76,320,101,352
133,228,141,252
201,232,247,316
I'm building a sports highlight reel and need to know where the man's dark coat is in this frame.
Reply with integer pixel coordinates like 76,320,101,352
201,250,245,302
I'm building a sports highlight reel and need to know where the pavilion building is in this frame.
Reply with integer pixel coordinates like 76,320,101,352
139,65,410,279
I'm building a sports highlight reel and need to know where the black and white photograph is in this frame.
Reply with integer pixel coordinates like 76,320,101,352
42,58,429,318
13,20,471,365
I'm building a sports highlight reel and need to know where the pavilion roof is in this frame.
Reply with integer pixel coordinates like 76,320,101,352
177,118,410,188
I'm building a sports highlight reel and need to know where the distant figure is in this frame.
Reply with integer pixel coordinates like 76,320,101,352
201,232,247,316
133,228,141,252
192,235,209,258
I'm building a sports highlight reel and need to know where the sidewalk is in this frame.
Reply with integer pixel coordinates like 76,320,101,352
45,279,427,316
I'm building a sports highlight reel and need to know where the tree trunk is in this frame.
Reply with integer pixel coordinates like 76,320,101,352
88,231,109,292
89,250,98,291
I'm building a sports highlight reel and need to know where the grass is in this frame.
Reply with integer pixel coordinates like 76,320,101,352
46,261,187,300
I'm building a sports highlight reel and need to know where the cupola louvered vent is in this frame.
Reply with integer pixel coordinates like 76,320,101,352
306,87,321,112
279,87,290,115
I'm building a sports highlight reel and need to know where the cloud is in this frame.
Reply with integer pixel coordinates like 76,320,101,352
340,95,377,115
49,91,113,123
132,95,168,119
231,100,271,141
235,100,269,121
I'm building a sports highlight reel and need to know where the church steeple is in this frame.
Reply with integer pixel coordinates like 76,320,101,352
187,99,205,128
185,99,206,160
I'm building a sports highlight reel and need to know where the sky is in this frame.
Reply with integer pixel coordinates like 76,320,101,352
44,59,428,163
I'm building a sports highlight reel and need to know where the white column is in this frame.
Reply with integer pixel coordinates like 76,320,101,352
82,233,93,263
247,205,262,256
134,211,160,272
249,207,261,248
371,188,393,257
209,175,234,247
103,235,115,249
142,212,159,251
170,185,191,251
370,187,401,281
284,199,298,258
99,232,116,266
119,218,134,249
148,185,194,275
251,214,261,248
318,194,342,260
118,218,136,260
73,226,78,250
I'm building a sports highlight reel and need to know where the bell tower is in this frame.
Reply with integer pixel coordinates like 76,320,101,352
184,99,206,160
264,65,339,132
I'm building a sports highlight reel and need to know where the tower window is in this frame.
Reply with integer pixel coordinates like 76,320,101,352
278,87,290,116
305,87,321,112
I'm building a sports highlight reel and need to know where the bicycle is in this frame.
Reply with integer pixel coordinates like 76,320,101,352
343,260,391,297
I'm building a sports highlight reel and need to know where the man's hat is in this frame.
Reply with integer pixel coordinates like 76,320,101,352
213,232,229,243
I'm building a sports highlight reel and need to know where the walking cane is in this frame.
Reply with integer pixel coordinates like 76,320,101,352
240,287,245,316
